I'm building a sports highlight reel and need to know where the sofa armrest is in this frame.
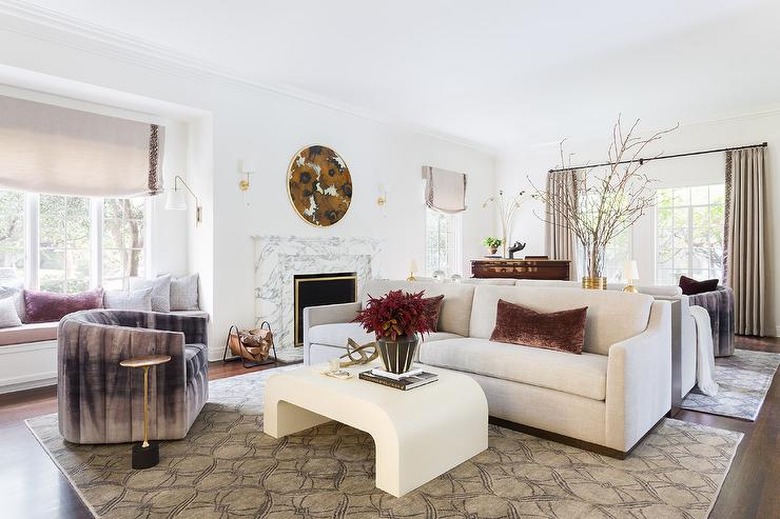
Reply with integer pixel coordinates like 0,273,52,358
304,302,361,328
303,302,361,365
605,300,671,453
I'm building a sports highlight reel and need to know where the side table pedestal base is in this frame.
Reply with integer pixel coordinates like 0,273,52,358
132,442,160,469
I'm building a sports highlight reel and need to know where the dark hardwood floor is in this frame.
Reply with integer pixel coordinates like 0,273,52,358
1,340,777,518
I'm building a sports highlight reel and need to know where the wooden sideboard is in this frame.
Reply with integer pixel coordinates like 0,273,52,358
470,258,571,280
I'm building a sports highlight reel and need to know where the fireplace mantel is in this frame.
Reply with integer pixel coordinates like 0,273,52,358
252,235,382,355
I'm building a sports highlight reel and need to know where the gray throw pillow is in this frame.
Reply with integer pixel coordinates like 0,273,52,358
104,287,153,311
0,296,22,328
170,273,199,311
129,274,171,312
0,284,25,322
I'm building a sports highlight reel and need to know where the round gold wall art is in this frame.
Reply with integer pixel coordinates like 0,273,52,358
287,145,353,227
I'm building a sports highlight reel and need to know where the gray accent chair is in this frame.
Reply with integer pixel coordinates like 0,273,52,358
687,286,735,357
57,310,209,444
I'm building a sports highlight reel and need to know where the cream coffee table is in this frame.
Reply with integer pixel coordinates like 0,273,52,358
264,363,488,497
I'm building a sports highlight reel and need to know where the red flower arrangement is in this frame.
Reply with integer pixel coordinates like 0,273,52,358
353,290,436,341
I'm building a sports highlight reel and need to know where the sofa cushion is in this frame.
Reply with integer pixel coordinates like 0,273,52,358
308,322,462,348
490,299,587,354
23,288,104,324
185,343,208,380
469,285,653,356
419,337,608,401
363,279,475,336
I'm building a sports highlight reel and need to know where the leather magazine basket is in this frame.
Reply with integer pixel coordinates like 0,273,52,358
223,321,277,367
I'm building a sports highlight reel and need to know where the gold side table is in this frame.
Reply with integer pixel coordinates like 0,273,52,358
120,354,171,469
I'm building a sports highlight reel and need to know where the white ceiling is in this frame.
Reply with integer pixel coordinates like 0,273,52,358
8,0,780,150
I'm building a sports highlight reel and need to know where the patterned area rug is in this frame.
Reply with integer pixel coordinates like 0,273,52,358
681,348,780,421
28,368,743,519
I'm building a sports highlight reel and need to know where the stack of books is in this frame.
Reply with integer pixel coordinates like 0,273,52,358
359,367,438,391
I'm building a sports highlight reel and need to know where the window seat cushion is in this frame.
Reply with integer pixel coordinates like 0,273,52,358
0,311,209,347
0,322,59,346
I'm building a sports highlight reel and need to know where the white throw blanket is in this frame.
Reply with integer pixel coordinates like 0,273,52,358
690,305,719,396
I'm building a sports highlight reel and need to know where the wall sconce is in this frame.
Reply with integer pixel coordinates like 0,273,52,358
165,174,202,226
239,159,255,192
377,183,387,207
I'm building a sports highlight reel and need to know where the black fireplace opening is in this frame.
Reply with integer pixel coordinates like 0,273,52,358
294,272,358,347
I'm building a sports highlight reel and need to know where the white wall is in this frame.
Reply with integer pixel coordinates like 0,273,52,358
0,20,496,360
497,113,780,335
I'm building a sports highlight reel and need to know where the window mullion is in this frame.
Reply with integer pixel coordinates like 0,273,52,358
26,193,39,290
91,198,102,289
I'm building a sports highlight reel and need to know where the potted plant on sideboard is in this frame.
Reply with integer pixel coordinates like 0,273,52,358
353,290,436,374
482,237,502,256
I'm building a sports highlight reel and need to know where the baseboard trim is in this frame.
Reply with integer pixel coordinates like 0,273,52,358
0,373,57,394
489,414,668,460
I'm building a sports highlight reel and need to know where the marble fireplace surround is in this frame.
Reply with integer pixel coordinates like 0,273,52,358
253,235,382,355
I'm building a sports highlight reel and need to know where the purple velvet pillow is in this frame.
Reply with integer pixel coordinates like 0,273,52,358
490,299,587,354
423,294,445,332
679,275,719,296
23,288,104,324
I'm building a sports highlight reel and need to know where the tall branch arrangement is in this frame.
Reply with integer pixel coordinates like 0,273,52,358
533,116,677,278
482,189,526,258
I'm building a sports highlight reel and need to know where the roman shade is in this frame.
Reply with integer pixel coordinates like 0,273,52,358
0,95,164,197
422,166,467,213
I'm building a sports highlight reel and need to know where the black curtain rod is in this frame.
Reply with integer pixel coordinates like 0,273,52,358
548,141,768,174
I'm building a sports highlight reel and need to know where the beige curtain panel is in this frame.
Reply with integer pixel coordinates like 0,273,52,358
422,166,467,213
0,95,164,197
725,146,765,336
545,169,579,278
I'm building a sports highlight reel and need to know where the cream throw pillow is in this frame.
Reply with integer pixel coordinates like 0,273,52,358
170,273,199,311
0,296,22,328
129,274,172,312
104,287,153,311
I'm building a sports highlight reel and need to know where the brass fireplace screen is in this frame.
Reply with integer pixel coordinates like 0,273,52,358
293,272,358,346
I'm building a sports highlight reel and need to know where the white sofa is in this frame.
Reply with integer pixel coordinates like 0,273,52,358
514,279,696,399
304,279,671,457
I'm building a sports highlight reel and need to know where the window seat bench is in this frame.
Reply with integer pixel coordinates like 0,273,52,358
0,310,210,394
0,322,59,346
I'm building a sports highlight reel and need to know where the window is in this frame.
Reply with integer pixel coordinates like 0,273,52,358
601,229,632,282
656,184,724,285
0,190,147,292
103,199,145,290
39,194,91,292
425,208,461,277
0,191,25,284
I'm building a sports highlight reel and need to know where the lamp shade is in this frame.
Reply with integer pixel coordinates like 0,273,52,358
623,260,639,281
165,187,186,210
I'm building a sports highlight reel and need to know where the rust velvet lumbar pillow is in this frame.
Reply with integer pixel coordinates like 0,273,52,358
490,299,587,354
423,294,445,332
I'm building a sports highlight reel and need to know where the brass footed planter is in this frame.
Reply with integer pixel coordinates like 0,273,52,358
376,335,419,374
582,276,607,290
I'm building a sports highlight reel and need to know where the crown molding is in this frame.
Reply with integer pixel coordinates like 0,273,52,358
680,104,780,128
0,0,497,155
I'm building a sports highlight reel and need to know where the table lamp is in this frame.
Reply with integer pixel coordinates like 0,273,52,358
623,260,639,293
